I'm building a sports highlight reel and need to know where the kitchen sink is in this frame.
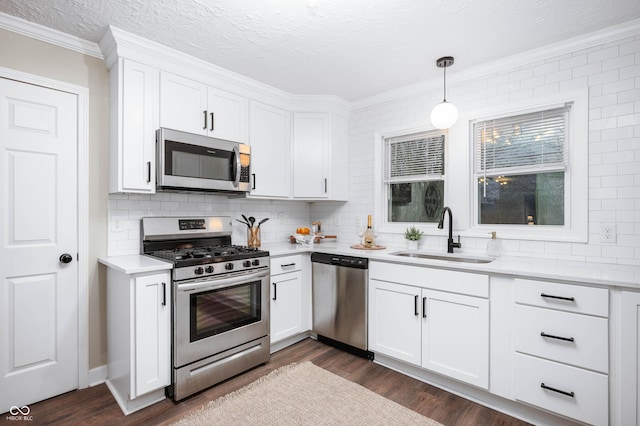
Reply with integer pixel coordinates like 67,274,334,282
389,251,494,264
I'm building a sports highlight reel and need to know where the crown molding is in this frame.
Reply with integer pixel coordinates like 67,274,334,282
0,12,102,59
352,18,640,110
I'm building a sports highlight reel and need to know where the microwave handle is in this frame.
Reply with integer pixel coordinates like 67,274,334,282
232,145,241,188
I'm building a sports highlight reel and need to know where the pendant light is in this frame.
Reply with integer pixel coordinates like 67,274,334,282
430,56,458,129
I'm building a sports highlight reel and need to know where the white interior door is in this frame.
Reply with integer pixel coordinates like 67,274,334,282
0,77,79,413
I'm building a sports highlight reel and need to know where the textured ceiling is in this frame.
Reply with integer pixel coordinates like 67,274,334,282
1,0,639,101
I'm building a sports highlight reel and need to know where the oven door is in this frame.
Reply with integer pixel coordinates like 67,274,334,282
174,268,269,368
157,127,250,192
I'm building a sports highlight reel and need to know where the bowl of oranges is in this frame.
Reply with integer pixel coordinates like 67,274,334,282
290,227,315,245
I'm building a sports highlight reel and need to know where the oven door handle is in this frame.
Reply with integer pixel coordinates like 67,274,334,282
177,270,269,292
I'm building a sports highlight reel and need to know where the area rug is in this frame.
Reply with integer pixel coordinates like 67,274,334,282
172,361,441,425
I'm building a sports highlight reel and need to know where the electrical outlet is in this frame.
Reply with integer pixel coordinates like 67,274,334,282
600,224,616,243
278,212,286,224
112,219,123,232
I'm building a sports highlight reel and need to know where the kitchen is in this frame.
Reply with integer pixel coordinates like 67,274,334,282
1,1,640,424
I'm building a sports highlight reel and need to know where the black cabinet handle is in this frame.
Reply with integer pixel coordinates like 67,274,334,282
162,282,166,306
147,161,151,183
541,293,575,302
203,110,208,130
414,295,419,316
541,382,574,398
272,282,277,301
324,178,327,193
541,332,574,342
281,263,296,268
422,297,427,318
210,112,215,131
252,173,256,190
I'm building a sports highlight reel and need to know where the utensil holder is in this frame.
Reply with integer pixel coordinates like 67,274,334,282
247,227,261,248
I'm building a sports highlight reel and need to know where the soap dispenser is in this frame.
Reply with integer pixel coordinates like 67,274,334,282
487,232,500,257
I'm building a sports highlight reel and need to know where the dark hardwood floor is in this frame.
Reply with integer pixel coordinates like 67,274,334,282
1,338,530,426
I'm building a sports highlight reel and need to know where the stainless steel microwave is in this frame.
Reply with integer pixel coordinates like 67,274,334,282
156,128,250,193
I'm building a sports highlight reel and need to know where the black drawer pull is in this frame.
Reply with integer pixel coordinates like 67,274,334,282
280,263,296,268
414,295,419,316
541,382,575,398
422,297,427,318
203,110,208,130
541,293,575,302
541,332,575,342
272,282,277,301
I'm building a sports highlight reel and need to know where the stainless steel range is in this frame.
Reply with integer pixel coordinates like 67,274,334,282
141,216,270,401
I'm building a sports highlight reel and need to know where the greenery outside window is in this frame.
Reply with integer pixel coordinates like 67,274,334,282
384,130,446,223
474,105,571,226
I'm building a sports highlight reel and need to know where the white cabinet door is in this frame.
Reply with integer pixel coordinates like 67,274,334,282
160,72,247,142
292,113,330,198
270,271,303,343
621,291,640,426
133,274,170,398
111,59,159,193
160,72,208,135
369,279,421,366
249,101,291,198
207,89,247,142
422,289,489,389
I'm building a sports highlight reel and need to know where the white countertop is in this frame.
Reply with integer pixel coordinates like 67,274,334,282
98,242,640,289
264,241,640,289
98,254,173,275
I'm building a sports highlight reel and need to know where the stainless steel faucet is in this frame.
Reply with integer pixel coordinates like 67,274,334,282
437,206,461,253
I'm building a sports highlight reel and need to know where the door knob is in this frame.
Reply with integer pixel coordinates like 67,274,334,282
59,253,73,264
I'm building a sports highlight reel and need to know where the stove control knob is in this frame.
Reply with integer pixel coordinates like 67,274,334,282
243,260,251,268
225,263,234,271
205,265,214,274
194,267,204,275
252,259,260,266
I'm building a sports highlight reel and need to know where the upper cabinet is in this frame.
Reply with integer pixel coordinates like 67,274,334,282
108,58,159,194
248,101,291,198
160,72,248,143
100,27,349,200
292,113,348,201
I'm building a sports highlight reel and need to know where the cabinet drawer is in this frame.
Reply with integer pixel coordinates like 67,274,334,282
514,353,608,426
370,262,488,298
270,254,302,275
514,278,608,317
514,305,608,373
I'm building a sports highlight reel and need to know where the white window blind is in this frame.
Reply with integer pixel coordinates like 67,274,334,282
474,104,571,177
384,131,445,182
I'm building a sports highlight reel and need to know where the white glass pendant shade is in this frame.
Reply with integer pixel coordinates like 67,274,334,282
430,101,458,129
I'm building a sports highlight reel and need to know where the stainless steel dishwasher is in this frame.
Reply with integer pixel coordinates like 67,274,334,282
311,252,374,360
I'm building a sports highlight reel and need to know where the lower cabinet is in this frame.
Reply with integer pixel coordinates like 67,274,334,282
368,262,489,389
270,254,307,346
621,290,640,425
106,268,171,415
512,279,609,425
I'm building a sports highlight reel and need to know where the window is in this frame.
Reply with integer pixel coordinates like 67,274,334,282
473,104,570,226
384,130,446,223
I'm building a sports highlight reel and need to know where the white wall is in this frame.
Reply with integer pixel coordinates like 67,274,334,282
314,27,640,266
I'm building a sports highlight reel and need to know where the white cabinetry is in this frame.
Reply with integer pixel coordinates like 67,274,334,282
160,72,247,142
108,58,159,193
512,279,609,425
248,101,291,198
270,254,307,346
620,290,640,425
105,268,171,415
369,262,489,389
292,113,348,201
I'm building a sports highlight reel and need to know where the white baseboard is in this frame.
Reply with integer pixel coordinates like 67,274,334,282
89,365,107,387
